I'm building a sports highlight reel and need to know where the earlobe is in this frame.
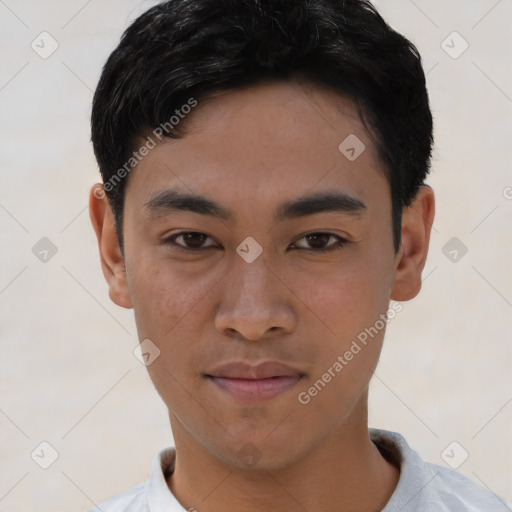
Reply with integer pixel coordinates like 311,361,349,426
89,184,133,309
390,186,435,301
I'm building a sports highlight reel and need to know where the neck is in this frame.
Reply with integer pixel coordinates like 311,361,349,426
167,402,399,512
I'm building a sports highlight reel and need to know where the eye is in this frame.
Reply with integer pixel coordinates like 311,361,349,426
291,232,348,253
161,231,349,253
162,231,218,251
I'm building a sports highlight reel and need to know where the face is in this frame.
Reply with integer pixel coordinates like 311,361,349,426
90,80,433,470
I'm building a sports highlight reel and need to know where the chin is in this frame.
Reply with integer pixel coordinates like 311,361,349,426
208,425,312,472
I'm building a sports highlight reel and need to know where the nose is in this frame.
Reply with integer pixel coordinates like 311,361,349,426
214,255,296,341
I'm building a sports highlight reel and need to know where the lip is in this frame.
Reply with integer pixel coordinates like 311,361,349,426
205,361,305,401
206,361,304,379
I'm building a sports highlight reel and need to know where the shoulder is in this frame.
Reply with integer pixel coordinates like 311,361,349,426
423,462,511,511
83,446,178,512
84,481,147,512
370,428,512,512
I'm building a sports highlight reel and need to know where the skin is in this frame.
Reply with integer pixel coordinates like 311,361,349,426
90,80,435,512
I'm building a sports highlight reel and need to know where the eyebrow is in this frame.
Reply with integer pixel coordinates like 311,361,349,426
143,188,367,223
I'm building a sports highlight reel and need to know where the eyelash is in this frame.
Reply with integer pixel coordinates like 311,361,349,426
161,231,349,254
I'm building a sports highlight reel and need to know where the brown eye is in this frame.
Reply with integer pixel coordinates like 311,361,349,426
292,232,348,253
162,231,348,254
162,232,217,251
305,233,331,249
180,232,208,249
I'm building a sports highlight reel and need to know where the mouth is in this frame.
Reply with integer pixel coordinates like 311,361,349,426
206,375,304,400
205,361,306,401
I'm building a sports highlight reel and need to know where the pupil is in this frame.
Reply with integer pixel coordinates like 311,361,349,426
185,233,205,248
308,233,329,249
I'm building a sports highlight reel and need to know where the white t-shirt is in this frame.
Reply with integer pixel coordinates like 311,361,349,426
86,428,511,511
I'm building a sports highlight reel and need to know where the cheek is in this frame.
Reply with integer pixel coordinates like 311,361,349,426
297,255,393,336
128,257,222,339
293,249,394,392
294,265,391,427
127,260,218,403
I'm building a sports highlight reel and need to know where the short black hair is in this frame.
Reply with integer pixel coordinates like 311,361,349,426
91,0,434,254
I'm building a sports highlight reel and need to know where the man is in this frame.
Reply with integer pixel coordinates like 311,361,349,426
87,0,510,510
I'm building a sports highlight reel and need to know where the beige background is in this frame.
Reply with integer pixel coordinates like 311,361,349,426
0,1,511,510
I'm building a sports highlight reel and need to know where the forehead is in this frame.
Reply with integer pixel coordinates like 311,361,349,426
125,80,388,211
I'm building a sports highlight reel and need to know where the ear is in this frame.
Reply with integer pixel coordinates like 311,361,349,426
391,185,435,301
89,184,133,309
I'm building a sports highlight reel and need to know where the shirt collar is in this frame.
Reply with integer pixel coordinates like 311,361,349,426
146,445,182,511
